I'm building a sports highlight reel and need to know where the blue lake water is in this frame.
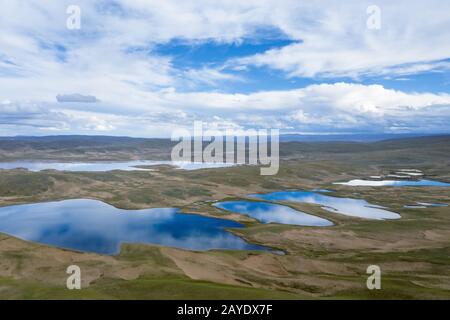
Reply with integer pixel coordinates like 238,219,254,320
404,205,427,209
249,191,401,220
214,201,333,226
0,161,235,172
404,202,448,208
0,199,267,254
312,189,334,193
416,202,448,207
334,179,450,187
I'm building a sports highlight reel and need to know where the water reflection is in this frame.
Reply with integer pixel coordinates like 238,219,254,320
334,179,450,187
404,202,448,208
214,201,333,226
0,199,267,254
416,202,448,207
312,189,334,193
249,191,401,220
0,161,235,172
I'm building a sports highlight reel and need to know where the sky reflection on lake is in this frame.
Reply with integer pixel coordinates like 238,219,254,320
0,161,235,172
249,191,401,220
334,179,450,187
214,201,333,226
0,199,266,254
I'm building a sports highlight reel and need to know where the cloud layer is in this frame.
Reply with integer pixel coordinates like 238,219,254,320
57,94,99,103
0,1,449,136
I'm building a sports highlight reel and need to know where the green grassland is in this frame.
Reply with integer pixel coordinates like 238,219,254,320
0,136,449,299
0,276,305,300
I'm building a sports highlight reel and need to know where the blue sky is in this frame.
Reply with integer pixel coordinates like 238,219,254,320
0,0,449,137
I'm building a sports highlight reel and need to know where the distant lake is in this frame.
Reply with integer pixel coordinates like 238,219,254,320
0,199,267,254
0,160,235,172
312,189,334,193
416,202,448,207
249,191,401,220
334,179,450,187
214,201,333,226
404,202,448,208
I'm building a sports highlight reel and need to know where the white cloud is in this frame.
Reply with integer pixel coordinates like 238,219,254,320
232,1,450,78
154,83,450,113
0,1,449,136
57,94,99,103
2,83,449,136
181,67,243,88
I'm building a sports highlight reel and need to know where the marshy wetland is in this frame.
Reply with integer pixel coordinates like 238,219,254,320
0,135,449,299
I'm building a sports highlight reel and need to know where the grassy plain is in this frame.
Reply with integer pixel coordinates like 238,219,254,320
0,135,449,299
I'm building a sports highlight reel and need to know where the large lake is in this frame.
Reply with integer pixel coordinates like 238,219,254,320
0,199,267,254
0,160,235,172
249,191,401,220
214,201,333,226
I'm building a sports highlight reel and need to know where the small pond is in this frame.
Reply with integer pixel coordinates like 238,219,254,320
214,201,333,226
249,191,401,220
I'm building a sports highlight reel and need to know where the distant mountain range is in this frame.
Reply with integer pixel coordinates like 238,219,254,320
279,133,438,142
0,134,448,162
0,133,443,143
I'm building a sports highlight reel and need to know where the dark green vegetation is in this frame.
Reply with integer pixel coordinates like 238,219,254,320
0,135,449,299
0,172,54,196
0,135,175,161
0,276,303,300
